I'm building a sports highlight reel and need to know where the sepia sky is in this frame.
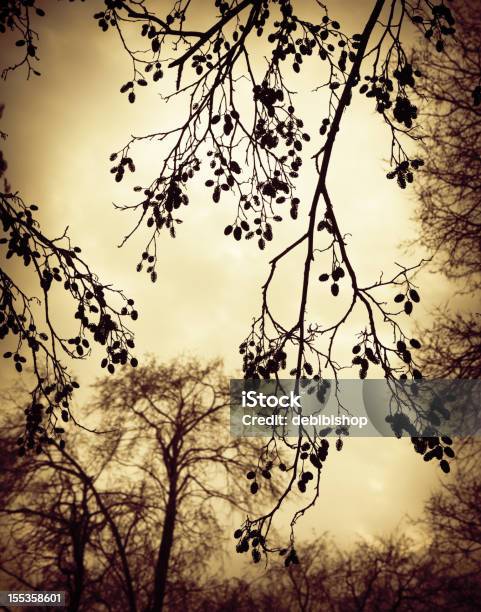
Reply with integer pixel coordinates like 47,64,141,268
0,0,468,551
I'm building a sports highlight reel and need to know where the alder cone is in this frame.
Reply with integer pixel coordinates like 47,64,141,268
440,459,450,473
409,288,420,303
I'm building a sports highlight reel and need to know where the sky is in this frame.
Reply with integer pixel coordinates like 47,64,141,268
0,0,463,552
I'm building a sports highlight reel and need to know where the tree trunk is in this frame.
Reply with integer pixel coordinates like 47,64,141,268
150,483,177,611
69,536,85,612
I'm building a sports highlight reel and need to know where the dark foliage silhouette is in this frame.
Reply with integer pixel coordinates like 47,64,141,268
0,104,138,454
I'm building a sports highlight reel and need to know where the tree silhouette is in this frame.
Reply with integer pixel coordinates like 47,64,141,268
2,383,481,610
91,357,276,610
0,0,468,558
412,0,481,379
421,438,481,571
419,312,481,379
188,527,481,610
0,409,139,612
0,357,275,611
0,104,138,455
413,0,480,290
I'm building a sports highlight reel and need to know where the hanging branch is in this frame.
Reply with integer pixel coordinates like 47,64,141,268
0,0,460,559
0,102,138,453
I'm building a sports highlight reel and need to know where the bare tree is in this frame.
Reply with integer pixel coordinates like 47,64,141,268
421,438,481,570
191,527,481,611
418,312,481,379
91,356,274,611
0,358,273,611
413,0,481,289
0,408,141,612
411,0,481,380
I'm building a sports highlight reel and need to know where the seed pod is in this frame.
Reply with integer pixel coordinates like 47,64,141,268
434,445,443,460
332,267,344,280
409,289,420,303
440,459,450,473
120,81,133,93
404,300,413,315
394,293,405,303
424,449,436,461
331,283,339,296
443,447,455,459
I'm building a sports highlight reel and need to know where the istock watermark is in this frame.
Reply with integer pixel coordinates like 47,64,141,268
230,379,481,438
241,411,368,429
